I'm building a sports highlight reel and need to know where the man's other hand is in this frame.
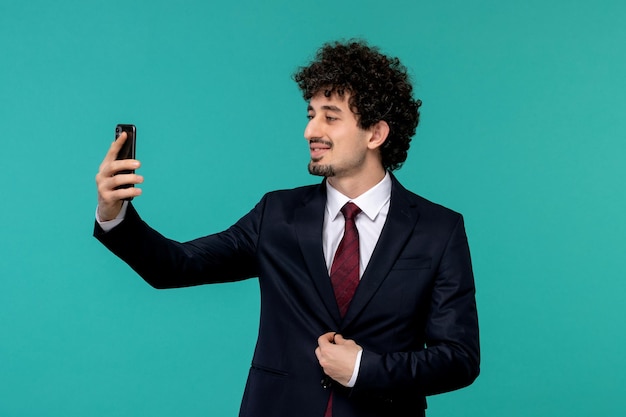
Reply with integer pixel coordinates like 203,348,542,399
315,332,362,387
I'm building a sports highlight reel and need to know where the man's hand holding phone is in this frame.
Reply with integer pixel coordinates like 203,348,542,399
95,128,143,222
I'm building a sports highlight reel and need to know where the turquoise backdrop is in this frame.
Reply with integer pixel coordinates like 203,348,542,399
1,0,625,415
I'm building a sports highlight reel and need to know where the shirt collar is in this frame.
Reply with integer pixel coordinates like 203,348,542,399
326,172,392,222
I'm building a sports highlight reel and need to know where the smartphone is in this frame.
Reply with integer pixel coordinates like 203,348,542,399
114,124,136,197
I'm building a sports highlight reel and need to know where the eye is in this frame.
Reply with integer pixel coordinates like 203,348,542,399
326,116,338,122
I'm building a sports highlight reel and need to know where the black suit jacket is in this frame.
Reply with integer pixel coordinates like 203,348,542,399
94,175,479,417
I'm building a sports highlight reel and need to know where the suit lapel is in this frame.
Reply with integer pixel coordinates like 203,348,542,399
294,182,343,325
342,177,420,327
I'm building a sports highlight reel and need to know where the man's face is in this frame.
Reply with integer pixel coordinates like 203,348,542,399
304,92,372,179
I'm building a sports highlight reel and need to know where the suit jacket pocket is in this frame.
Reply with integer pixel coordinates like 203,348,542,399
392,257,431,270
241,364,290,416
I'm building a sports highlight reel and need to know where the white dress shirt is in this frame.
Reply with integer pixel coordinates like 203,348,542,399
323,173,391,279
96,201,128,231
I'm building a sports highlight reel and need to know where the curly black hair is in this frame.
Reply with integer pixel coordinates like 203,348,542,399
293,40,422,171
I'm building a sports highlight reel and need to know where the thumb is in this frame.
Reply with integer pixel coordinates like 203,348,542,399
333,334,346,344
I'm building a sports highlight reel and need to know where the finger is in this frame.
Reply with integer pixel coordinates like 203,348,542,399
102,174,143,192
318,332,336,346
97,173,143,206
96,167,142,190
110,172,144,188
99,132,126,169
111,186,143,200
108,131,127,159
98,133,133,175
110,159,141,176
333,334,345,344
99,185,143,207
98,159,141,181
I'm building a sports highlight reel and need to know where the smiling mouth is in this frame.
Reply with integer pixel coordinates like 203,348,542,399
309,139,332,160
309,139,333,152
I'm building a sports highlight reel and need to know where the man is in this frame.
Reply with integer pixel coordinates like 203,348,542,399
94,40,479,417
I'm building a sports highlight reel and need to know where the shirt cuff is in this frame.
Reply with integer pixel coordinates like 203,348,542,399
95,201,129,232
346,348,363,388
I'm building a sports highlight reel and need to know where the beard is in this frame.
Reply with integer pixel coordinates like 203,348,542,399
308,161,335,177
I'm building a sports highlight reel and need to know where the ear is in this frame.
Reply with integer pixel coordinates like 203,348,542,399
367,120,390,150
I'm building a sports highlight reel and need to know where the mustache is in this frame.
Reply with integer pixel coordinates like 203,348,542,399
308,138,333,147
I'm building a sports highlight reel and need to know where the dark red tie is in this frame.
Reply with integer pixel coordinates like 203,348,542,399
324,202,362,417
330,202,362,317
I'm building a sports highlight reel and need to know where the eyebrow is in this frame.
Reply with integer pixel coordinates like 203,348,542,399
307,104,343,112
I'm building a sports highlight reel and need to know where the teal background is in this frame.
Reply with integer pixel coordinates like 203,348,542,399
1,0,625,415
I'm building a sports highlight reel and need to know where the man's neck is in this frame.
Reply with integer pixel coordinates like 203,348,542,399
326,167,387,199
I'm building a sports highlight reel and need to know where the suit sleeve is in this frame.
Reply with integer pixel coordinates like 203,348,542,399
93,199,264,289
354,215,480,397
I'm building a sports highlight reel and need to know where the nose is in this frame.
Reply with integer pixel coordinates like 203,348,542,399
304,116,321,141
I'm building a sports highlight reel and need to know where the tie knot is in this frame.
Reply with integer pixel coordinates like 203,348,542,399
341,202,362,221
